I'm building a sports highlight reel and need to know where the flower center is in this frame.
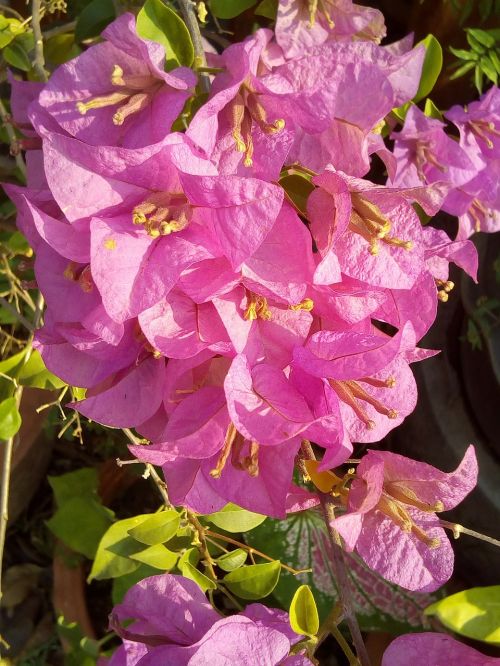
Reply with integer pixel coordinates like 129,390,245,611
414,140,447,181
289,298,314,312
307,0,335,28
435,278,454,302
63,261,93,293
132,192,191,237
468,119,500,149
244,291,272,321
329,376,397,429
210,423,260,478
349,194,413,256
75,65,161,126
229,86,285,168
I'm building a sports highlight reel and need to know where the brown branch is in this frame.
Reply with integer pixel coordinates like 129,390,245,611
175,0,210,93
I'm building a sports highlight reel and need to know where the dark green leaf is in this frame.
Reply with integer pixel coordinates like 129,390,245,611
210,0,257,19
3,40,31,72
47,497,114,559
223,561,280,600
45,34,81,65
467,32,487,54
290,585,319,637
0,397,21,440
480,56,498,84
75,0,116,41
279,174,314,215
475,65,484,93
136,0,194,69
255,0,278,18
49,468,99,506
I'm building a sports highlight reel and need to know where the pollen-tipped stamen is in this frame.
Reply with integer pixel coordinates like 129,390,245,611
76,91,130,115
210,423,238,478
344,379,398,419
329,379,376,429
385,482,445,513
290,298,314,312
113,92,151,126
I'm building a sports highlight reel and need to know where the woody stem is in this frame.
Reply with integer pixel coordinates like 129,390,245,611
176,0,210,93
301,441,371,666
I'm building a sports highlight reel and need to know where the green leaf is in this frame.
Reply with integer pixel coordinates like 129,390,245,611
290,585,319,637
206,503,266,533
3,40,31,72
489,49,500,74
467,32,487,54
223,561,280,600
181,561,217,591
467,28,495,49
19,349,66,390
0,397,21,440
246,511,441,632
0,16,24,49
49,468,99,506
425,586,500,645
111,563,158,605
480,56,498,84
89,515,153,581
178,546,200,569
424,99,443,121
137,0,194,69
216,548,248,572
75,0,116,42
449,46,477,61
449,60,476,81
210,0,257,19
127,510,180,545
391,101,412,123
45,33,81,65
475,65,484,93
129,544,179,570
255,0,278,18
414,35,443,102
278,174,314,215
2,230,32,256
46,497,114,559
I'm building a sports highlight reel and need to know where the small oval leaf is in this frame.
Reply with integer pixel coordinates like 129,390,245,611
216,548,248,572
0,397,22,440
224,561,281,600
129,544,179,570
290,585,319,637
127,510,180,546
206,503,266,533
414,34,443,102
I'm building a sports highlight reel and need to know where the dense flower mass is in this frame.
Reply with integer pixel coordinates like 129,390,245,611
5,1,495,604
105,573,311,665
381,632,500,665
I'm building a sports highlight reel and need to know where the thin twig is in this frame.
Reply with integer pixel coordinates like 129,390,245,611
440,520,500,548
0,297,34,332
31,0,48,82
0,4,24,20
0,293,43,604
43,19,77,39
301,442,370,666
121,429,172,507
0,99,26,178
176,0,210,93
205,529,311,575
187,511,217,580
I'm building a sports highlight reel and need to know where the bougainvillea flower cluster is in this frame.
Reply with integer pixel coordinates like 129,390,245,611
5,5,495,599
106,573,310,665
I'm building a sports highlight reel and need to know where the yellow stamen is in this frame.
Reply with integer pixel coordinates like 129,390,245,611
244,293,272,321
210,423,238,478
290,298,314,312
76,91,130,115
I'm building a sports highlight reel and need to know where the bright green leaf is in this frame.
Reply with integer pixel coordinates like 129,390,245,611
45,33,81,65
424,99,443,121
89,515,153,581
449,60,476,81
210,0,257,19
449,46,477,61
480,56,498,84
49,468,99,506
467,32,487,54
489,49,500,74
206,503,266,533
467,28,495,49
178,547,200,570
224,561,280,600
19,349,66,390
75,0,116,42
414,35,443,102
137,0,194,69
425,586,500,645
0,17,24,49
0,397,21,440
290,585,319,637
475,65,484,93
181,561,217,591
47,497,114,559
216,548,248,572
0,350,27,379
129,544,179,570
127,510,180,546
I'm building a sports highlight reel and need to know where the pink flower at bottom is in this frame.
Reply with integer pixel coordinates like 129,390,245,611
382,632,500,666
